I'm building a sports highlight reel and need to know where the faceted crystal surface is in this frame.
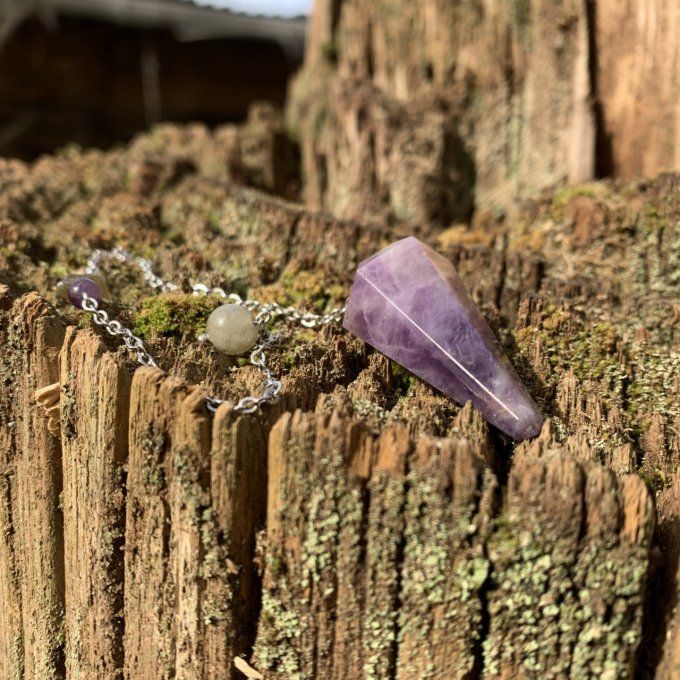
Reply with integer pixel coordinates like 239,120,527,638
343,237,543,440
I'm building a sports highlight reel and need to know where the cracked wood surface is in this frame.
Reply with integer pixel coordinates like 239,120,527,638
290,0,680,222
0,102,676,679
0,292,65,680
60,328,130,678
290,0,594,221
252,405,654,679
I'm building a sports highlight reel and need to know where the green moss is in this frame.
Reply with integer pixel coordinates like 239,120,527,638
56,142,83,159
390,361,416,397
278,270,346,312
133,293,220,339
256,588,305,678
60,378,77,439
514,315,624,386
513,288,678,465
321,40,338,65
551,182,605,210
626,343,680,426
511,0,531,35
639,467,671,495
140,425,167,492
280,328,323,370
362,472,406,679
10,634,23,679
483,486,651,677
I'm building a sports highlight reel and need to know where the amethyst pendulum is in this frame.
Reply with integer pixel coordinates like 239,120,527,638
343,237,543,440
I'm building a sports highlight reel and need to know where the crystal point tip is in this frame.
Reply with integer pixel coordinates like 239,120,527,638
343,237,542,441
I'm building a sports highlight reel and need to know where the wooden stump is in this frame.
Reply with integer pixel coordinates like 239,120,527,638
0,121,676,677
289,0,680,220
0,1,679,675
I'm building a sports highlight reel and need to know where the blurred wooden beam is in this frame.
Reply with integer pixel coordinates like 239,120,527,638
0,13,298,158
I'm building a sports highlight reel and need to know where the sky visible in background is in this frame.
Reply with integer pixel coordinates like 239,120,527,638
195,0,313,17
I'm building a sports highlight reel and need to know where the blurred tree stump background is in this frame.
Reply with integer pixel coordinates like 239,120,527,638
0,1,678,679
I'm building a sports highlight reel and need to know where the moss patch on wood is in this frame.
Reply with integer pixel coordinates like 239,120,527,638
133,293,221,340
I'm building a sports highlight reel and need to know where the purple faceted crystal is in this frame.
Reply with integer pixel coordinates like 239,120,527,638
67,277,101,308
343,237,543,441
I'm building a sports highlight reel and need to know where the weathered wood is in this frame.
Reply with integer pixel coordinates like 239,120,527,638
486,427,655,679
60,329,131,678
0,291,66,679
289,0,594,220
0,37,678,676
250,407,656,679
124,368,191,678
169,387,213,679
291,0,680,219
395,430,494,679
124,368,270,679
0,285,23,680
593,0,680,179
205,406,268,678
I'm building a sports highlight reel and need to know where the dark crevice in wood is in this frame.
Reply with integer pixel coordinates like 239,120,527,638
389,470,410,679
586,0,614,178
640,508,680,678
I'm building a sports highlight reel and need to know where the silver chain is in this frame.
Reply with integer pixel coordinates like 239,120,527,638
78,247,346,414
81,296,158,368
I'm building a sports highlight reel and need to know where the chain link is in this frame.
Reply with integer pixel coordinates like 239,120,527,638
86,247,179,293
81,295,158,367
74,248,345,414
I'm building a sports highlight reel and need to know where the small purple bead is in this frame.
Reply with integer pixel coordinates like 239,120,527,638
67,277,101,308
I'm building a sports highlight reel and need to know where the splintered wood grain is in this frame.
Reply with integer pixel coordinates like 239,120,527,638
330,419,373,679
254,408,493,680
395,435,494,679
255,409,325,677
204,405,268,678
170,387,213,679
0,292,66,679
291,0,594,220
485,447,587,678
124,368,190,679
59,328,131,679
594,0,680,179
125,369,261,680
362,426,410,679
253,407,657,680
253,409,375,678
0,286,22,680
484,429,655,679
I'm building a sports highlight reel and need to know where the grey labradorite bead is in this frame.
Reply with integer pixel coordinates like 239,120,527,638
206,303,259,355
